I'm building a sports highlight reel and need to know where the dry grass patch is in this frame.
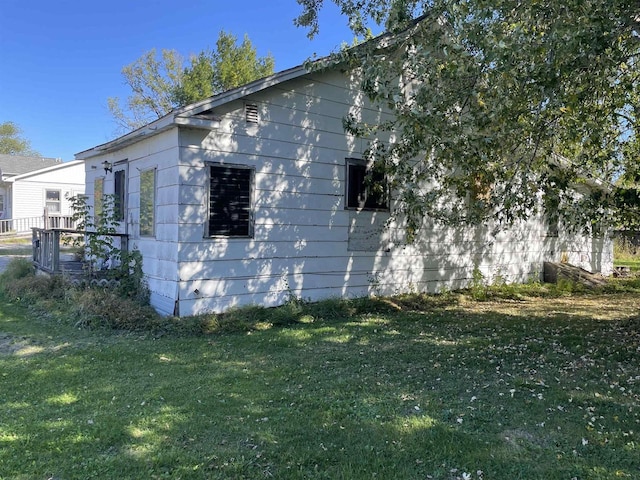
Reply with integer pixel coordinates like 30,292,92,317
460,294,640,321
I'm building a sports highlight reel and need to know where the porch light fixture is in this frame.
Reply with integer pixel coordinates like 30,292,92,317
102,160,113,174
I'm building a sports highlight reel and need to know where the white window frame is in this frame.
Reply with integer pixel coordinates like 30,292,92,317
45,189,62,214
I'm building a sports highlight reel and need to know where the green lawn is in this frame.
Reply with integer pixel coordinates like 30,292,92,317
1,293,639,479
615,258,640,272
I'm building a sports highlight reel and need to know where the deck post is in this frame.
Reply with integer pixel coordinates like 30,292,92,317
52,229,60,272
32,228,40,263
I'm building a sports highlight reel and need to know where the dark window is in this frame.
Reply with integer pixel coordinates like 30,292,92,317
346,160,388,210
208,165,253,237
114,170,126,221
543,192,560,237
547,215,559,237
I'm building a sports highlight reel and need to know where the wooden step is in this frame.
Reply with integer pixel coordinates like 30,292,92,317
543,262,607,288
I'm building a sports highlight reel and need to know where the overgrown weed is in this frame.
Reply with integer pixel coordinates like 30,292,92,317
2,256,640,336
613,235,640,261
0,256,34,280
0,257,162,332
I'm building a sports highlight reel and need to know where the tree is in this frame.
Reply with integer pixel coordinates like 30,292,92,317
295,0,640,234
0,121,40,156
173,31,275,106
108,32,275,132
107,49,184,132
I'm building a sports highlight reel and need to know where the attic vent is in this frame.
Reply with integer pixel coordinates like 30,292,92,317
245,103,259,124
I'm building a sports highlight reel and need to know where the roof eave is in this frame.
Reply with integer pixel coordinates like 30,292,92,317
175,65,309,118
6,159,85,182
75,65,311,160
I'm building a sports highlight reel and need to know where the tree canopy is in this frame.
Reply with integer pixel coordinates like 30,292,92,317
296,0,640,234
173,31,275,106
108,31,274,132
107,49,184,132
0,121,40,156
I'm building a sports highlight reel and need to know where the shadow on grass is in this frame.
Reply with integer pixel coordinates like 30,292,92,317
1,290,639,479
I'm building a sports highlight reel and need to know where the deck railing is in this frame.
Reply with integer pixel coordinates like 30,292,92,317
32,228,128,275
1,215,76,235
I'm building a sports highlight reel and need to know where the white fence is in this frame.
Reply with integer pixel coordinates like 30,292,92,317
0,215,76,235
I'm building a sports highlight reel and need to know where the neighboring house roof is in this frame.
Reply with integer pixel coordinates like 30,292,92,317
0,154,62,178
4,159,85,183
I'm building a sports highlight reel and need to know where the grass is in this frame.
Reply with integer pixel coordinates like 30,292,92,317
614,236,640,272
0,236,30,244
1,285,639,479
0,236,31,255
614,258,640,272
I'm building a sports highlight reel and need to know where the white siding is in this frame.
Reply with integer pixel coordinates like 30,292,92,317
171,69,614,316
79,69,613,316
11,162,85,219
84,129,181,311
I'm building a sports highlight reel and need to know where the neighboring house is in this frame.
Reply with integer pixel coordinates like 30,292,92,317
0,155,85,232
76,64,613,316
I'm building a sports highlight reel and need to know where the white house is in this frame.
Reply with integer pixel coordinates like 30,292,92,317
76,64,613,316
0,155,85,232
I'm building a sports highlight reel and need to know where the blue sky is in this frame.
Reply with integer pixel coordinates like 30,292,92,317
0,1,358,160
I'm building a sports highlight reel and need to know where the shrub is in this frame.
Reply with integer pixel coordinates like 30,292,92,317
0,257,34,282
110,248,150,304
0,260,69,302
70,288,161,330
0,257,162,332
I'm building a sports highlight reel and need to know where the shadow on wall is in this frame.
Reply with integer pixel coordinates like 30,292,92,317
169,71,586,315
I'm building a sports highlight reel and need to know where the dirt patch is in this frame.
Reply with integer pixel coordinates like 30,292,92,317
462,295,640,322
502,428,548,450
0,333,31,355
0,333,69,357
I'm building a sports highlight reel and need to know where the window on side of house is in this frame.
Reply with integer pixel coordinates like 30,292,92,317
0,194,4,215
546,215,559,237
94,177,104,219
208,165,253,237
345,159,389,211
45,189,61,214
543,192,560,237
140,168,156,237
114,169,126,221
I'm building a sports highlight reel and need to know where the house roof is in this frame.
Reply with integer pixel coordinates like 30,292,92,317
5,159,84,183
0,154,62,178
74,14,435,161
75,65,311,160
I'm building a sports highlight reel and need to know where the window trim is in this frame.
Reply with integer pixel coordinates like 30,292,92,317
206,163,255,238
139,168,156,238
45,189,62,214
345,158,390,212
114,169,126,222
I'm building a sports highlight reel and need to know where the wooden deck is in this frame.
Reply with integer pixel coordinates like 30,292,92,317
31,227,128,279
